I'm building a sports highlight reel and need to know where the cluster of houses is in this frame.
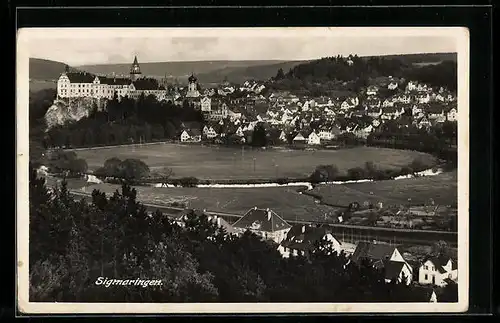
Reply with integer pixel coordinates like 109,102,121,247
178,76,458,144
57,56,457,146
171,206,458,300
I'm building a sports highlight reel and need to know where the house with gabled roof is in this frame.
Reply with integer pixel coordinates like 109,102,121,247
351,241,413,285
232,207,292,244
279,130,288,143
292,132,307,144
307,131,321,145
277,224,344,258
418,256,458,287
414,116,432,129
202,125,218,139
180,128,202,143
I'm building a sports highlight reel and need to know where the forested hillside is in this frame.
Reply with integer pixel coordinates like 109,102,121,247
267,55,457,96
29,58,71,81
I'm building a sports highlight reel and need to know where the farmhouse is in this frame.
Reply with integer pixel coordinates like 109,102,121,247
418,256,458,287
292,132,307,144
307,131,321,145
277,224,344,258
232,207,292,244
202,125,218,139
180,128,202,143
351,241,413,285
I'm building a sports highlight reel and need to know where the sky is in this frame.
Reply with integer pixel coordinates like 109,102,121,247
20,27,463,66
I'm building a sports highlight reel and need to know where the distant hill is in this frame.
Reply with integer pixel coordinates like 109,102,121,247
362,52,457,65
195,60,308,84
29,58,70,81
76,60,302,82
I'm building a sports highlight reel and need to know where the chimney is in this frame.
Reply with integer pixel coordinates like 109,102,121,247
301,225,305,233
267,209,271,221
217,217,221,227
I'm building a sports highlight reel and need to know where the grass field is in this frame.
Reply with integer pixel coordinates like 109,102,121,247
73,144,437,180
69,170,456,223
310,170,458,207
77,183,336,222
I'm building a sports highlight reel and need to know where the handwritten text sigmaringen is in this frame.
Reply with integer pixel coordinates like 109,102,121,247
95,277,163,288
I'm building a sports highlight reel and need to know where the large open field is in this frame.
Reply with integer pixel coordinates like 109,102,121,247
77,183,336,222
310,170,458,207
70,170,456,223
73,144,437,180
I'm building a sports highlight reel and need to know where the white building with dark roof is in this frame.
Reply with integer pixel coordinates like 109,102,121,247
232,207,292,244
57,56,168,101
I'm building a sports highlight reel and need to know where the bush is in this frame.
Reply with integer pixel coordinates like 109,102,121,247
178,177,199,188
347,167,366,180
67,158,88,175
119,159,150,181
409,157,430,172
276,177,289,185
310,164,339,183
400,166,414,175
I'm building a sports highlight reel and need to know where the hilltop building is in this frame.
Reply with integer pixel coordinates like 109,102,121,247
56,56,168,101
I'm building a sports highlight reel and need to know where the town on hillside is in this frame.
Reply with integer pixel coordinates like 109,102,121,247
48,55,457,150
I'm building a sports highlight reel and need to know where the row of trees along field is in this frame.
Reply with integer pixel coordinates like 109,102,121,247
29,164,457,302
270,57,457,95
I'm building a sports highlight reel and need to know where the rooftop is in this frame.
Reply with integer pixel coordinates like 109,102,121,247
233,207,292,232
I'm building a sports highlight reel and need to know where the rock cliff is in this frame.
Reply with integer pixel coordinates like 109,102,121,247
44,97,100,130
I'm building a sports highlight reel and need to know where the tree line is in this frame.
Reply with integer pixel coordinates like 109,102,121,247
270,57,457,96
29,165,457,303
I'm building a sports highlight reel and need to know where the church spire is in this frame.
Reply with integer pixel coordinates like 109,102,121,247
130,55,142,81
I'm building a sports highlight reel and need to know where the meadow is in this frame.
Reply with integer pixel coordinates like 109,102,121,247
310,170,458,207
73,144,437,180
68,170,457,223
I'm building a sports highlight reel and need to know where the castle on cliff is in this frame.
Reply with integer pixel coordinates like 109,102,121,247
56,56,198,102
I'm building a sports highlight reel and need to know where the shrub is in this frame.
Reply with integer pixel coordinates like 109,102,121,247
310,164,339,183
276,177,289,185
400,166,414,175
347,167,366,180
409,157,430,172
179,177,199,188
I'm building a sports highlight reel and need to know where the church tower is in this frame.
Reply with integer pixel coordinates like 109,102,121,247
130,55,142,81
186,73,200,98
188,73,197,92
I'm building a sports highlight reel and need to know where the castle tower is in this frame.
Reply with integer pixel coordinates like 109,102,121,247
130,55,142,81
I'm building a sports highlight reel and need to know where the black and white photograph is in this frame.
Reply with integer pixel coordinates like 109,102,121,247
17,27,469,313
